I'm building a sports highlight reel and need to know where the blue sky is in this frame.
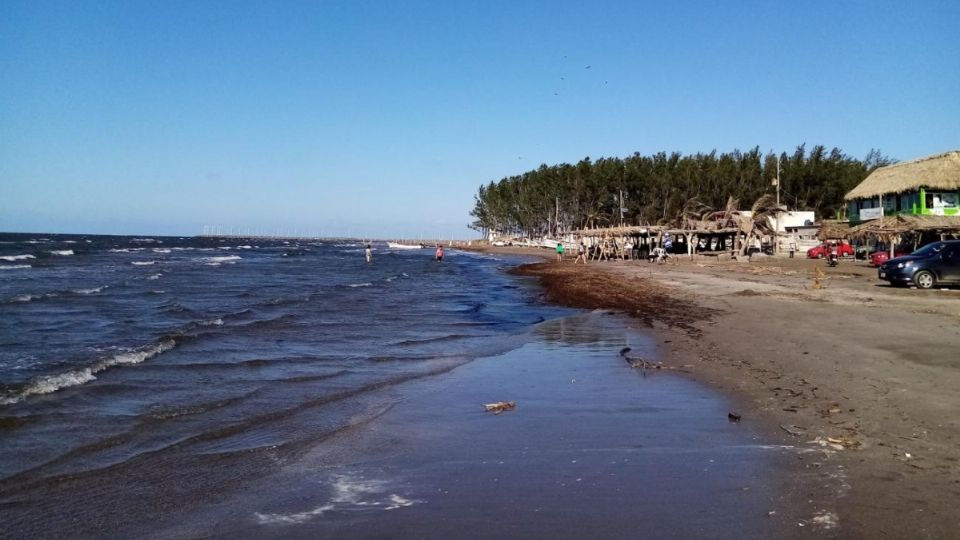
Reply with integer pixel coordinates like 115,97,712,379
2,0,958,238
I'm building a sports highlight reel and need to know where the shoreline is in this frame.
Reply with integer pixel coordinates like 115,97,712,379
470,245,960,538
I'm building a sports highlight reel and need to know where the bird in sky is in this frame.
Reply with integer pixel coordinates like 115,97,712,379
584,65,591,69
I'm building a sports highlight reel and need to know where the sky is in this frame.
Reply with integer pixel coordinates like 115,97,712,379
1,0,958,238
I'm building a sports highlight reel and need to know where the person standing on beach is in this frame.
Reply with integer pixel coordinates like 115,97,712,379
555,241,564,263
575,242,587,264
435,245,444,262
365,244,372,263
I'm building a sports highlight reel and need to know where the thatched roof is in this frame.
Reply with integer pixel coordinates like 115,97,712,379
572,223,741,237
847,215,960,240
572,225,663,236
817,219,851,240
845,150,960,200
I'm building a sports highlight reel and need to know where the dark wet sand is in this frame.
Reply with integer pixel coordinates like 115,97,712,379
484,246,960,538
157,313,809,539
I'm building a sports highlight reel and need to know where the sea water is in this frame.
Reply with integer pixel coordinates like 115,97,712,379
0,233,789,537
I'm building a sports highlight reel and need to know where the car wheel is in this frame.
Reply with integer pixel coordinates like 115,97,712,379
817,253,824,259
914,270,936,289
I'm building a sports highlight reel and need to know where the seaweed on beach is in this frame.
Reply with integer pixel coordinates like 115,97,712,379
510,263,719,337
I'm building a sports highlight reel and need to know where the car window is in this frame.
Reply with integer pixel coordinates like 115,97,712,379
912,242,946,257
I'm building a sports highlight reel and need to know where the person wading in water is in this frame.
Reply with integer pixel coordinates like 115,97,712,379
435,244,444,262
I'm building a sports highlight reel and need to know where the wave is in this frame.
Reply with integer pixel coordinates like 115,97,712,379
72,286,106,295
394,334,475,346
109,248,145,253
152,248,172,254
347,282,372,288
146,273,162,280
199,256,242,264
0,339,176,405
2,285,106,304
0,254,35,261
48,250,74,256
0,265,31,270
131,261,156,266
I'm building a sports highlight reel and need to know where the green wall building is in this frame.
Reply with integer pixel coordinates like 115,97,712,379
845,150,960,223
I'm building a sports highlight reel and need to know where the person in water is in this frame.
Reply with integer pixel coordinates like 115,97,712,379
435,245,444,262
555,241,564,262
365,244,372,263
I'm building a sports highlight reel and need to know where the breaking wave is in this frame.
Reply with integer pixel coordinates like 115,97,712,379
0,339,177,405
49,250,74,256
0,265,31,270
200,256,242,264
0,254,35,262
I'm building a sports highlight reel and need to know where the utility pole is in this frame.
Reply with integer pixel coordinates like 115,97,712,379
774,155,782,255
619,189,624,227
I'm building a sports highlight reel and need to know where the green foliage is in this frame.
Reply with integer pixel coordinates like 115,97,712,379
470,145,892,237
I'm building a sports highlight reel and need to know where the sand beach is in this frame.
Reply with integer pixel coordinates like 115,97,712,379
493,246,960,538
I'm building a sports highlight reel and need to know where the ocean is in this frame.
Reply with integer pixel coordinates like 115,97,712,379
0,233,789,538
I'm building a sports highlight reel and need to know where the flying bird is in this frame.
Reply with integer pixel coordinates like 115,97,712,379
584,65,591,69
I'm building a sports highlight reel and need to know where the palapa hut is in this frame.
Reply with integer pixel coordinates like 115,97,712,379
817,219,851,241
845,150,960,222
847,214,960,254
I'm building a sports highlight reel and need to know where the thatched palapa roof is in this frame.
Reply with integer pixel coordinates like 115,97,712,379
846,215,960,240
845,150,960,201
817,219,851,240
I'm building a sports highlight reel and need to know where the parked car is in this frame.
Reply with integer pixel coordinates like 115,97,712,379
878,240,960,289
807,242,854,259
869,248,910,267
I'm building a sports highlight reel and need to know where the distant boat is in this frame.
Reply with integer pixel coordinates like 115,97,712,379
387,242,423,250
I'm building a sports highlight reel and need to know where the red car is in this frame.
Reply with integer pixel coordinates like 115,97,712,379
869,249,910,267
807,242,854,259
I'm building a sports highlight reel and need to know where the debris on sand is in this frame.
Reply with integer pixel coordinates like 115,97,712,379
728,412,742,423
780,424,807,437
483,401,516,415
812,435,860,450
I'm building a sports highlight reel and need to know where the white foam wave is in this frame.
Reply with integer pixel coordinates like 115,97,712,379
198,318,224,326
1,254,35,261
110,248,145,253
254,474,420,526
200,255,241,263
131,261,156,266
49,250,74,256
72,286,106,295
0,339,176,405
0,265,31,270
152,248,172,253
347,282,372,288
10,294,37,303
132,238,157,243
146,273,162,280
236,245,253,249
63,240,77,244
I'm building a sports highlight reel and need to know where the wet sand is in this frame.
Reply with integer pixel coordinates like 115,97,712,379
493,247,960,538
154,312,807,539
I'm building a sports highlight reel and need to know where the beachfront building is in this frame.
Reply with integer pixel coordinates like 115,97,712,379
845,150,960,223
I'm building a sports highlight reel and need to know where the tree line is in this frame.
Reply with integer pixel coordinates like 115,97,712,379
469,145,894,238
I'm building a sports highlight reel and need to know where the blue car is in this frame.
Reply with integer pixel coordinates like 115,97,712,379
878,240,960,289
